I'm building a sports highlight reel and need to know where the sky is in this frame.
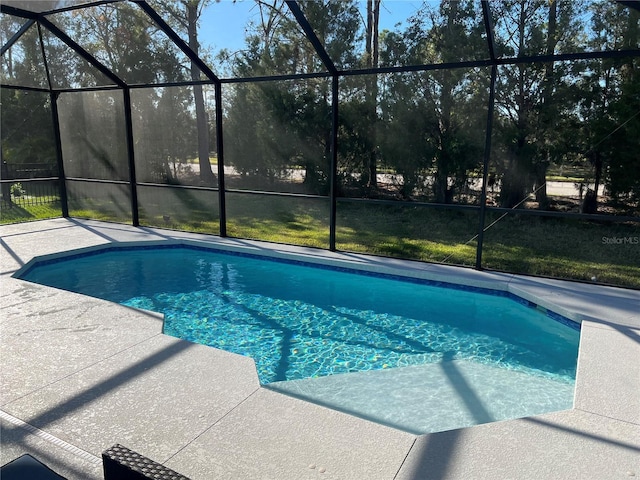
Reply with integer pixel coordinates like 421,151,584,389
197,0,426,56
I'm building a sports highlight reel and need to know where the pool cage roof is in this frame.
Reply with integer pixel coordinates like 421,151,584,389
3,0,639,88
1,0,639,282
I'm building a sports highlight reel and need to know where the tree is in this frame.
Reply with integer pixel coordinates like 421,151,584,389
59,2,201,184
361,0,380,190
1,17,48,88
223,1,306,188
492,0,584,209
131,86,198,184
577,2,640,212
156,0,216,185
534,0,559,209
225,0,360,194
296,1,360,192
424,1,486,203
1,21,56,172
377,0,486,203
66,3,181,84
378,70,435,199
1,89,56,166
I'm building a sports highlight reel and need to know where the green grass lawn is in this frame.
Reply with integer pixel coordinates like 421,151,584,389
336,203,480,266
0,202,62,223
480,213,640,286
3,194,638,288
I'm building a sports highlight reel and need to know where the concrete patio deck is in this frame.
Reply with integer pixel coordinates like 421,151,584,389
1,218,638,480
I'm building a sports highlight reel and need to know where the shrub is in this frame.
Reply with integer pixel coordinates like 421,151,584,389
10,183,24,197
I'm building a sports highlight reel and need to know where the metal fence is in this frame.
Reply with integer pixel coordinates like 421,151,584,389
1,179,60,208
1,163,60,210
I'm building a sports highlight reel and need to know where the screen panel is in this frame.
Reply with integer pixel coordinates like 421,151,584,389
66,179,131,223
132,85,218,188
47,2,200,85
0,23,49,88
226,192,330,249
491,0,640,58
491,58,639,216
336,201,481,267
223,78,332,196
481,211,640,288
58,90,128,181
338,69,489,204
147,0,329,79
40,25,116,89
137,184,219,235
1,1,95,13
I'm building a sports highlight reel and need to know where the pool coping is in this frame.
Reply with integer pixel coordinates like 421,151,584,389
1,218,639,479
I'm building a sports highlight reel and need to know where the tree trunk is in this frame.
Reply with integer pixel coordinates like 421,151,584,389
186,1,215,185
434,95,452,203
536,0,558,210
500,3,529,208
433,2,459,204
363,0,380,191
534,160,549,209
582,151,601,214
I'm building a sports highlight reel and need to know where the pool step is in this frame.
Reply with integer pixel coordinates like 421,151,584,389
266,359,574,435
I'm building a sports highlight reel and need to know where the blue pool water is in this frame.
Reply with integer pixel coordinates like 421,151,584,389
18,244,580,389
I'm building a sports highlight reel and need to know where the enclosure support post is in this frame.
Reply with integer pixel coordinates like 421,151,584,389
215,82,227,237
123,88,139,227
475,64,497,270
329,75,339,251
50,92,69,218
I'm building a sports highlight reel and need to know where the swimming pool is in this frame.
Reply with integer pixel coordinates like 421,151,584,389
17,242,581,434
